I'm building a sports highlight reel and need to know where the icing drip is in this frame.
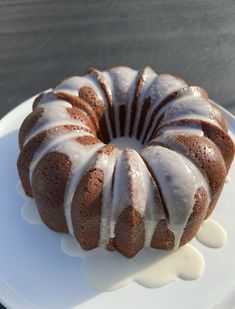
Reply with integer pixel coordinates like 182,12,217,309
102,71,120,137
25,121,89,146
37,101,72,109
151,129,206,161
24,103,90,145
16,181,26,197
145,96,216,141
225,174,231,183
34,91,60,105
140,74,187,141
109,150,128,238
98,150,117,247
62,141,104,235
125,149,151,216
17,182,43,225
106,67,138,137
145,96,212,142
90,69,115,138
29,130,93,181
21,198,42,225
141,145,210,249
55,76,89,97
35,90,72,108
156,123,204,137
55,73,113,139
144,179,166,247
196,219,227,248
132,67,157,137
124,150,165,247
107,148,165,244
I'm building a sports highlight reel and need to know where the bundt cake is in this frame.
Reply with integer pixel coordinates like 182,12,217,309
17,66,235,258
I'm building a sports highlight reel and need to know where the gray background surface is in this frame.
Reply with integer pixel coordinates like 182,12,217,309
1,0,235,119
0,0,235,308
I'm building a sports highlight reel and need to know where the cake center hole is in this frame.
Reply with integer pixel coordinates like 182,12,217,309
110,137,144,152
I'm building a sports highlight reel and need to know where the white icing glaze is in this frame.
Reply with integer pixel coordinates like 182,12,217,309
109,150,127,238
125,149,152,216
145,96,214,142
17,181,43,224
147,74,186,104
55,73,113,139
144,220,157,247
55,76,89,97
61,235,204,291
35,91,72,108
21,198,42,225
124,66,151,137
132,67,157,137
102,71,120,137
97,149,117,247
25,121,89,146
156,123,204,137
151,129,207,166
111,136,144,151
196,218,227,248
148,126,206,169
108,148,148,238
141,145,210,249
125,149,166,247
106,67,138,138
61,234,84,258
140,74,187,141
16,181,26,198
225,174,231,183
34,91,59,104
144,178,166,247
61,141,104,235
32,101,72,121
150,129,212,202
159,96,212,121
29,130,93,181
108,148,165,245
37,101,72,109
90,70,113,139
24,102,91,145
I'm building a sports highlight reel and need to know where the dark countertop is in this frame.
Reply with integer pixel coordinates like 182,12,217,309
0,0,235,308
1,0,235,120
